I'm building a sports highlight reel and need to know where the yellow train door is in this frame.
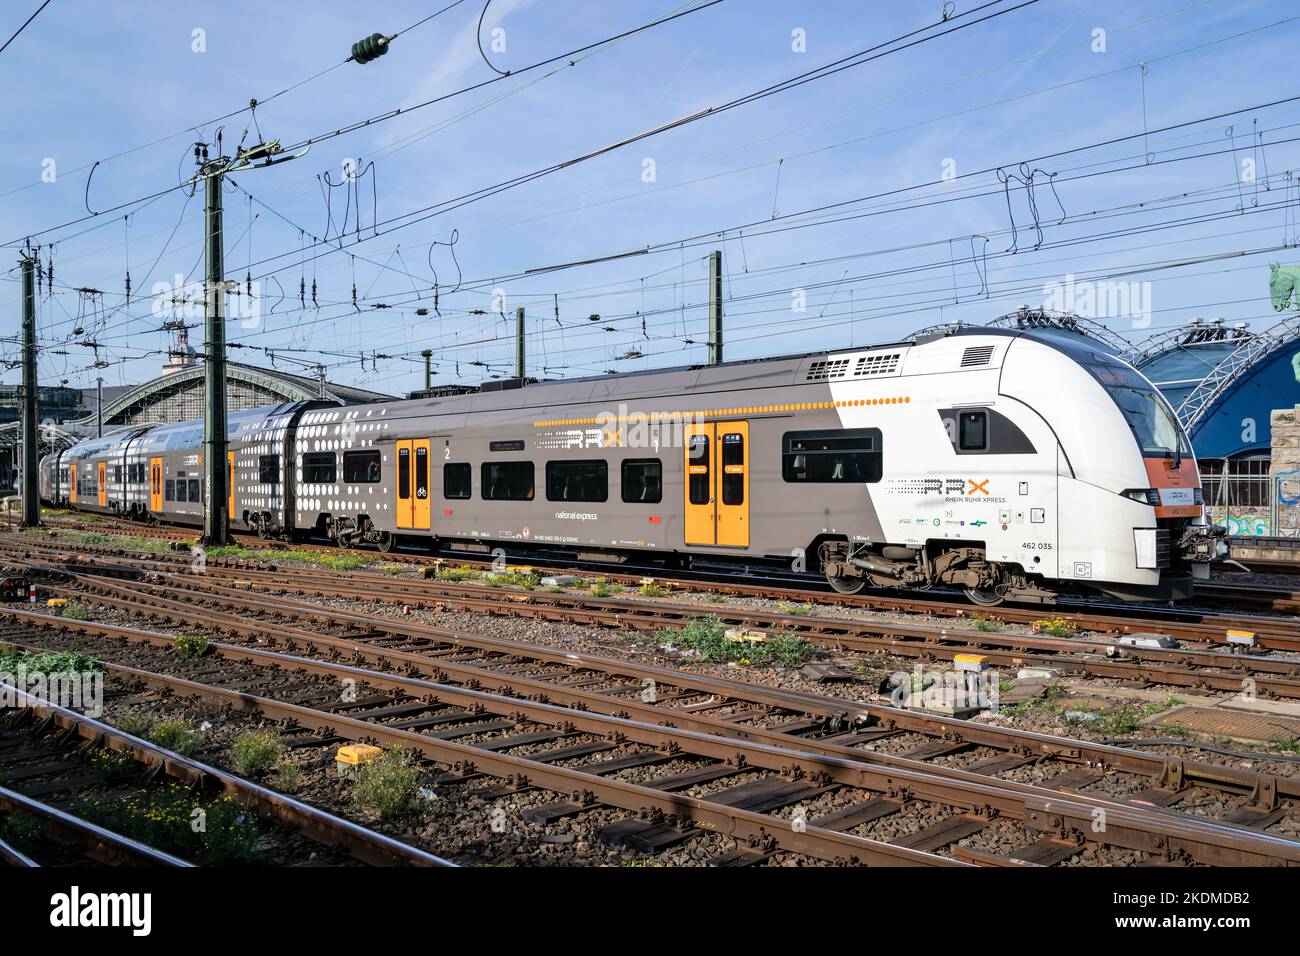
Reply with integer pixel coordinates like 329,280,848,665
69,464,78,504
395,439,432,530
227,452,235,521
149,458,163,513
97,462,107,507
715,423,749,547
412,440,431,530
684,422,750,548
396,441,413,528
684,423,714,545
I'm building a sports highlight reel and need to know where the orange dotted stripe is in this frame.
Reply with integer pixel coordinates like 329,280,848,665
533,397,910,428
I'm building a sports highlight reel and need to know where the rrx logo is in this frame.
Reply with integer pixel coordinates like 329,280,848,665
918,478,990,496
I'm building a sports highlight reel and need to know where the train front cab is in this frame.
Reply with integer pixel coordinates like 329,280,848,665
1000,332,1219,601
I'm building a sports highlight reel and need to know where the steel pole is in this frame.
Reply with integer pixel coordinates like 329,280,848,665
202,160,229,545
20,255,39,527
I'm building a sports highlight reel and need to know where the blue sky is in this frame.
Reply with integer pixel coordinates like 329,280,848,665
3,0,1299,397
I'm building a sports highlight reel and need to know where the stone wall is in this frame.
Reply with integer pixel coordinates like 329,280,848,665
1272,406,1300,536
1274,406,1300,476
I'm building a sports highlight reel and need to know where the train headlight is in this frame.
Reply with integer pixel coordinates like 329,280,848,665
1120,488,1160,506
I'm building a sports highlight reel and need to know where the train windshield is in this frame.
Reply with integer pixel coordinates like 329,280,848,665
1086,361,1189,457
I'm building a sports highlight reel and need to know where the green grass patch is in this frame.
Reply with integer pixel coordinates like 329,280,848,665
145,718,202,756
77,786,260,864
229,732,284,778
351,746,425,820
0,648,100,677
39,529,176,552
58,601,90,621
482,569,539,589
0,811,46,853
205,545,375,571
171,633,210,660
271,762,303,793
655,617,814,668
1032,616,1078,638
970,614,1003,632
436,566,483,582
89,748,139,783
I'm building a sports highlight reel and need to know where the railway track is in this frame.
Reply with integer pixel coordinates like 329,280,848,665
3,577,1299,865
21,520,1300,646
13,540,1300,703
12,530,1300,658
0,679,448,867
0,782,192,867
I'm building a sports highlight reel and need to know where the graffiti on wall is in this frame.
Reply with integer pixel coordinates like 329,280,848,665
1207,509,1271,536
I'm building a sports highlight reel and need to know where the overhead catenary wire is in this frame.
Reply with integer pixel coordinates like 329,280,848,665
0,0,51,57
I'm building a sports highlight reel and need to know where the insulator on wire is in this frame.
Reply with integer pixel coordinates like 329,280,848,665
351,32,390,65
311,279,317,307
299,277,305,307
125,271,131,304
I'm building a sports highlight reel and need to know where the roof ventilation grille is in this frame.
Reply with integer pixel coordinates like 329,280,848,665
960,345,995,367
852,352,901,377
805,357,852,381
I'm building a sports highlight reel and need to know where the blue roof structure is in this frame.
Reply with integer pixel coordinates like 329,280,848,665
1125,317,1300,460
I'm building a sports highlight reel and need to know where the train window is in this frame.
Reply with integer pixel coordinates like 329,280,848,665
165,479,175,502
782,429,883,483
415,447,429,500
688,434,710,505
546,460,608,502
188,478,201,503
958,411,988,451
176,479,188,502
343,450,381,483
721,433,745,505
621,459,662,503
302,451,336,483
444,463,471,499
398,448,411,500
482,461,534,501
259,455,280,485
113,465,123,484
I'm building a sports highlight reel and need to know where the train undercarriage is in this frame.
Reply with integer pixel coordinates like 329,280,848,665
817,539,1057,606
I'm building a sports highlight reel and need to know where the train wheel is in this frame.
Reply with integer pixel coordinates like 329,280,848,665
826,573,867,595
963,587,1004,607
376,532,395,554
